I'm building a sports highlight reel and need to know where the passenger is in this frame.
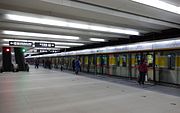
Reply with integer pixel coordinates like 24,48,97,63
35,59,39,69
25,61,29,72
45,60,48,68
75,58,81,74
48,60,52,69
60,60,64,71
138,60,148,85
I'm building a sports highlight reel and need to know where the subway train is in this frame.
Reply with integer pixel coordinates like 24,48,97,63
26,38,180,86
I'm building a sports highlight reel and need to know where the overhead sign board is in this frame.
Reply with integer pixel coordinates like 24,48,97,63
9,41,33,47
37,49,60,53
35,42,55,48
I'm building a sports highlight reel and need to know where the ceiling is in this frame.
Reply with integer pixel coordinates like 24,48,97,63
0,0,180,54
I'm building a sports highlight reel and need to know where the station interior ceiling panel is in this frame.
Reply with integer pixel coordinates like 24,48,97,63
0,0,180,54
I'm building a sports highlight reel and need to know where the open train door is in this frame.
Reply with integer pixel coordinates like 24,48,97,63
130,52,155,83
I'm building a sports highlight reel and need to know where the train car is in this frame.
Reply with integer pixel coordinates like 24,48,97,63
26,38,180,86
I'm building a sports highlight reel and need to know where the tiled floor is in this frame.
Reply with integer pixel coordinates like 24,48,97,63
0,67,180,113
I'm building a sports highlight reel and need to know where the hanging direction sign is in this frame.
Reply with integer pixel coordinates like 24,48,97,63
9,41,33,47
35,42,55,48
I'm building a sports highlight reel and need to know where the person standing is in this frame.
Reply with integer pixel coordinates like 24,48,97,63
48,60,52,69
138,60,148,85
60,59,64,71
35,59,39,69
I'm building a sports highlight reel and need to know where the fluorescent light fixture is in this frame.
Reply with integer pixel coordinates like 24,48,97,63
34,48,59,50
131,0,180,14
54,42,84,46
2,44,9,46
3,39,31,42
34,46,70,49
2,39,84,46
55,46,70,48
5,14,139,35
90,38,105,42
2,30,79,40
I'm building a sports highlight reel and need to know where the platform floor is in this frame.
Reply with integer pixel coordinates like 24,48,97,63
0,67,180,113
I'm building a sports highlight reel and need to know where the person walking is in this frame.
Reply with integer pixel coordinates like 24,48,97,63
75,58,81,74
138,60,148,85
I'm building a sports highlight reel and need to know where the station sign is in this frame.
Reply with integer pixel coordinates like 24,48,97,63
35,42,55,48
37,49,60,53
9,41,33,47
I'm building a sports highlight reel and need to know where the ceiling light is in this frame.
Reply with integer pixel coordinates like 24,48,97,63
33,46,70,49
2,44,9,46
2,30,79,40
34,48,58,50
5,14,140,35
132,0,180,14
54,42,84,46
55,46,70,48
90,38,105,42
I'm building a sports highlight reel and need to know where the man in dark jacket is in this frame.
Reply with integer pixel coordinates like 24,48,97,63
138,60,148,85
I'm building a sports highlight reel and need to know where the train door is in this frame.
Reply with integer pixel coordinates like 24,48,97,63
131,52,154,81
67,56,72,70
177,51,180,85
54,57,58,69
68,56,72,70
146,53,154,81
102,55,109,75
121,54,129,77
83,55,88,72
96,55,101,74
156,51,178,84
109,54,117,75
110,54,129,77
96,54,108,75
58,57,61,69
131,53,140,78
78,56,83,72
89,55,95,73
64,57,67,70
114,54,121,76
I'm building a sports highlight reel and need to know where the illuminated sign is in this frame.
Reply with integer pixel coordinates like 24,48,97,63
35,42,55,48
37,49,60,53
9,41,33,47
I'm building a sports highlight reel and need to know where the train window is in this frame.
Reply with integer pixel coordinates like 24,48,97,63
135,54,141,65
167,53,175,70
116,55,120,66
91,56,95,65
122,55,127,67
84,56,88,65
89,56,94,65
97,56,101,65
102,56,107,65
80,57,83,66
109,54,116,66
147,54,153,67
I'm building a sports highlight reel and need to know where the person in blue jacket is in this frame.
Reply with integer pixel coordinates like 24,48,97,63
75,58,81,74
